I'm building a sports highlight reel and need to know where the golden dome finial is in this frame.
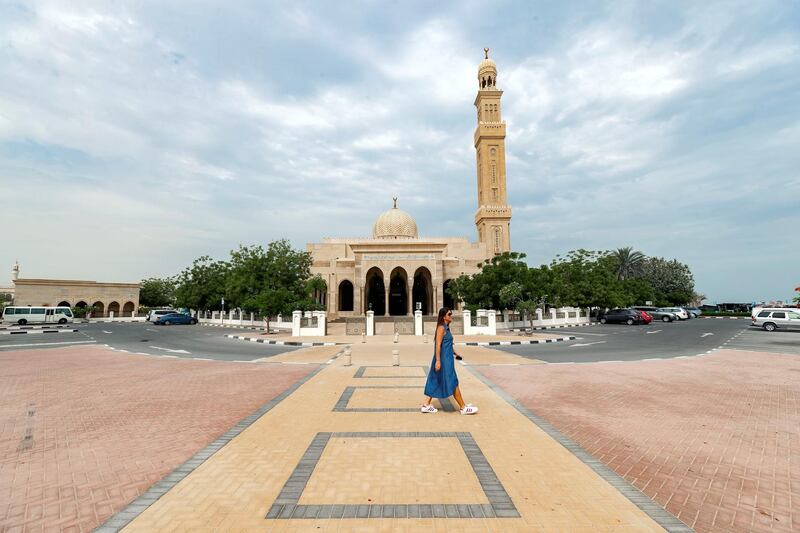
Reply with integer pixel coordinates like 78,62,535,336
484,47,489,59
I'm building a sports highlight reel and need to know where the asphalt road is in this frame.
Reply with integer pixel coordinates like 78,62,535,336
497,318,799,363
0,322,299,361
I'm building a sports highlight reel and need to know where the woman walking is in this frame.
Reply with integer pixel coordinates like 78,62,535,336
421,307,479,415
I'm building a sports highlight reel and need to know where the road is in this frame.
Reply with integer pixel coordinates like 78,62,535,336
0,322,299,361
497,318,800,363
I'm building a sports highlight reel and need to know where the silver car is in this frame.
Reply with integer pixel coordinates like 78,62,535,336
752,309,800,332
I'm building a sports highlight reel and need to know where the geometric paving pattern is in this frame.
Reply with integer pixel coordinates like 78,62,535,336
353,365,427,378
265,432,520,519
333,386,456,412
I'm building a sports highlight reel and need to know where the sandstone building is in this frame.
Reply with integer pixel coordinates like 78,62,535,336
307,50,512,318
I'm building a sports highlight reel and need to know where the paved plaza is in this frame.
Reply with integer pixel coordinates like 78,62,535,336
0,323,797,532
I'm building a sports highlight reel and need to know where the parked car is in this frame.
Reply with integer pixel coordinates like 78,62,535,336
637,310,653,324
658,307,689,320
599,309,644,325
147,309,175,322
752,309,800,331
633,306,676,323
685,307,702,318
154,312,197,326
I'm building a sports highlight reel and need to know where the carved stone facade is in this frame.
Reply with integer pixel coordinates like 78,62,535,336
308,51,514,318
11,278,140,317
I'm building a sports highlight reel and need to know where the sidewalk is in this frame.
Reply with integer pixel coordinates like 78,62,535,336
114,340,681,532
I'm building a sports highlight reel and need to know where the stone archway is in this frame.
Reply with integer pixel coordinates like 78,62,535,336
92,301,105,318
365,267,385,316
108,301,120,316
388,267,408,316
443,279,455,310
413,267,434,315
122,302,135,315
57,300,71,308
338,280,354,312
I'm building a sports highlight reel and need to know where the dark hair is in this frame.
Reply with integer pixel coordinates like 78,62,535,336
436,307,452,329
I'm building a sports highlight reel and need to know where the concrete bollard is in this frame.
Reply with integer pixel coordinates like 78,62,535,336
393,332,399,343
343,348,352,367
424,334,428,343
392,349,400,366
361,333,366,343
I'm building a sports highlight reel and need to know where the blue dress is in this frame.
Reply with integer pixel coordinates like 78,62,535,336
424,325,459,398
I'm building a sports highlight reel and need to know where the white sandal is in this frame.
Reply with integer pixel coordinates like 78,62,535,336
420,404,438,413
460,405,479,415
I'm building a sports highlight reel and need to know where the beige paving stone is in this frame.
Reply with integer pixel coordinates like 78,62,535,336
347,388,426,409
121,340,666,532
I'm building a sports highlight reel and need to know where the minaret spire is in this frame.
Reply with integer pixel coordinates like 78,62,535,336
474,49,512,255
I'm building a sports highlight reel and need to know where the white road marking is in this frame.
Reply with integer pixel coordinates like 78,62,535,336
102,330,112,334
149,346,191,354
569,341,607,348
0,340,97,349
568,332,607,337
146,328,160,332
701,333,714,337
646,330,662,334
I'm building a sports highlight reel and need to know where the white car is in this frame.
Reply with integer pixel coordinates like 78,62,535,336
657,307,689,320
752,309,800,332
146,309,175,322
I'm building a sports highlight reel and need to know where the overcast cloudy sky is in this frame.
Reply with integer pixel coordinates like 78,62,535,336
1,0,798,303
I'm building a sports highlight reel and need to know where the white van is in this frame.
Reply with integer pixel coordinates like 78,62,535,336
751,308,800,332
146,309,175,322
2,306,74,325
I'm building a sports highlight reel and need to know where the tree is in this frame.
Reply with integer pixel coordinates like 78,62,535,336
139,277,176,308
610,246,646,281
174,256,230,311
548,250,625,309
456,252,531,309
499,282,523,310
640,257,695,305
224,240,315,333
794,287,800,305
516,299,538,330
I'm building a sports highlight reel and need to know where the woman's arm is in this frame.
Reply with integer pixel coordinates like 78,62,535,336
435,325,444,371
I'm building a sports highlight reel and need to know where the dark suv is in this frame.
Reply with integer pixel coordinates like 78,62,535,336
599,308,644,325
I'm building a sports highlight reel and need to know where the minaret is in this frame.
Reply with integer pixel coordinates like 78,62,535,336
474,48,512,255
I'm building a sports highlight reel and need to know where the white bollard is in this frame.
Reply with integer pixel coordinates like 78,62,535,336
424,334,429,343
361,332,366,343
392,349,400,366
393,332,399,343
343,348,352,366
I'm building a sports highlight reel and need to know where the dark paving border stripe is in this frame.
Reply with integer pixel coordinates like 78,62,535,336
333,386,455,412
266,431,519,519
353,365,428,378
464,365,694,532
94,363,326,533
225,334,340,346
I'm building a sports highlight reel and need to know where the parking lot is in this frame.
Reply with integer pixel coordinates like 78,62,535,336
497,317,800,363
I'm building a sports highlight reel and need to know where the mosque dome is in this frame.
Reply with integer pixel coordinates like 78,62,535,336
372,198,418,239
478,48,498,89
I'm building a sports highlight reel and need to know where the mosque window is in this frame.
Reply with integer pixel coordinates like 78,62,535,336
491,163,496,184
494,227,502,253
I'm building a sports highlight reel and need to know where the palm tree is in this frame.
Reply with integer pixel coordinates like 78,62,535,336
611,247,646,281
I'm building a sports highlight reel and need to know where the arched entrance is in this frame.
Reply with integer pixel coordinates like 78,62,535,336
108,301,120,316
338,280,354,311
92,301,105,317
122,302,135,315
365,267,385,316
413,267,433,315
75,301,88,309
388,267,408,316
443,279,455,310
57,300,71,308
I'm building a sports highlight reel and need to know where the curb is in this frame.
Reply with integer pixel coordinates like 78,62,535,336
700,316,748,320
225,334,340,347
202,323,268,331
505,323,594,332
457,335,576,346
0,325,75,330
0,329,79,336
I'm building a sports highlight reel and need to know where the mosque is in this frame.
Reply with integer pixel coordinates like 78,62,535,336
307,49,512,318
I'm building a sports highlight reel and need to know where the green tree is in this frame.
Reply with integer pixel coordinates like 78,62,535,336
640,257,695,305
549,250,625,309
174,256,230,311
516,299,539,330
224,240,315,332
139,277,176,308
793,287,800,305
499,281,523,310
458,252,531,309
610,246,646,281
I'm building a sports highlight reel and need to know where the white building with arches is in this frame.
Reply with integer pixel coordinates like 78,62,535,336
307,50,513,318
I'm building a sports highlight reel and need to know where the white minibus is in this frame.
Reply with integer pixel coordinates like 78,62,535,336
1,306,74,325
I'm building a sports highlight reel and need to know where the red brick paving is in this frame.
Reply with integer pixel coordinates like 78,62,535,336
0,345,316,532
479,349,800,533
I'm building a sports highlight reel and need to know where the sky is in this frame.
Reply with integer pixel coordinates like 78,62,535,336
0,0,798,304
